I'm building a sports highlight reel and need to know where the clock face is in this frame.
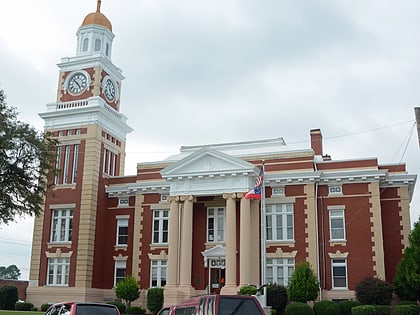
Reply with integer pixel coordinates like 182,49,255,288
68,73,88,95
103,78,116,101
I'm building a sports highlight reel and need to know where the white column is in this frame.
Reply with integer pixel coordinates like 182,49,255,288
179,195,194,287
239,194,252,286
221,193,237,294
166,196,180,287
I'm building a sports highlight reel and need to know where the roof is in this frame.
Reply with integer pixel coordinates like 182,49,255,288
81,0,112,31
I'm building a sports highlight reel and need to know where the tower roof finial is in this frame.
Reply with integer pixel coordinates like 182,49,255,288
96,0,102,12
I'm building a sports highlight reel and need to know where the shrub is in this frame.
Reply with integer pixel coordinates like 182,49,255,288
339,300,361,315
127,306,146,315
147,287,164,315
41,304,51,312
267,284,288,315
395,304,420,315
0,285,19,310
287,262,319,303
373,305,390,315
107,301,127,313
351,305,375,315
355,277,393,305
31,306,38,311
239,284,257,295
313,300,340,315
285,302,313,315
15,302,34,311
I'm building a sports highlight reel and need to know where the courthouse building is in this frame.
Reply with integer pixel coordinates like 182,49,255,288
27,1,417,308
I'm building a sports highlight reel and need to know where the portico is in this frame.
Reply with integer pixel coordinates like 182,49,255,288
160,147,262,305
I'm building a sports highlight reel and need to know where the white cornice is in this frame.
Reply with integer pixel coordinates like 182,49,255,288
58,54,124,81
39,97,132,140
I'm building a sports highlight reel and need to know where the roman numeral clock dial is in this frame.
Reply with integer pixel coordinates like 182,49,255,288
103,77,116,101
68,72,88,94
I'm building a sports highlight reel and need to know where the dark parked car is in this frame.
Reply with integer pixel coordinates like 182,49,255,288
46,302,120,315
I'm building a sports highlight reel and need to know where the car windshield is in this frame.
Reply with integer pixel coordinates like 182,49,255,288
76,305,119,315
218,297,262,315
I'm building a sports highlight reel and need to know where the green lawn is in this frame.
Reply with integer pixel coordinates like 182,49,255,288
0,312,44,315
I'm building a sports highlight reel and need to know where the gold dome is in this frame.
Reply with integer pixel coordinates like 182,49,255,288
81,0,112,32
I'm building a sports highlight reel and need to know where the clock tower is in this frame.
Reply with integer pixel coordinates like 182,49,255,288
27,1,132,305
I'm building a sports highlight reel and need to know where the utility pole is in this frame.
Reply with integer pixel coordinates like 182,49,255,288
415,107,420,148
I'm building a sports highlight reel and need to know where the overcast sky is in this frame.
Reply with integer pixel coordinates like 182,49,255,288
1,0,419,280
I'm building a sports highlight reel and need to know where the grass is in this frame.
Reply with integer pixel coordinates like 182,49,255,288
0,312,44,315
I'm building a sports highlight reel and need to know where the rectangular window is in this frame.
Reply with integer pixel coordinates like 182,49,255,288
47,257,70,285
116,219,129,245
332,258,347,289
114,260,126,285
102,148,108,174
150,260,167,287
329,209,345,241
329,185,343,195
266,203,294,241
54,146,62,185
207,207,225,242
266,258,294,286
152,210,169,244
63,146,71,184
51,209,73,242
72,144,79,184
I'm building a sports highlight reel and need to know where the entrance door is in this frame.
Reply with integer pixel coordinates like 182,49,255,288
210,268,225,294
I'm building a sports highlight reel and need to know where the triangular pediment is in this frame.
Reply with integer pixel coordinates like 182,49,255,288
161,147,257,178
202,244,226,258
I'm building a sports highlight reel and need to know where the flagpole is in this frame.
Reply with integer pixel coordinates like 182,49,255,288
260,161,266,305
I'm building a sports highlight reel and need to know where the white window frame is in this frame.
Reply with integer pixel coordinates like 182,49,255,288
62,146,71,184
272,187,285,197
329,185,343,195
114,260,126,286
116,218,129,246
329,207,346,241
332,258,348,289
118,197,129,207
152,210,169,244
54,146,62,185
266,203,294,241
72,144,79,184
51,209,73,243
47,257,70,286
150,260,167,288
207,207,225,243
266,258,294,286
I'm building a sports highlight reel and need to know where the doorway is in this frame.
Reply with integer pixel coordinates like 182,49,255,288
210,268,225,294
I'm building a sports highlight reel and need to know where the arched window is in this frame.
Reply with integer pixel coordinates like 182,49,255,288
94,38,102,52
82,38,89,52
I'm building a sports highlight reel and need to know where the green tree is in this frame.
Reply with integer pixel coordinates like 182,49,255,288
147,287,164,315
0,285,18,310
287,262,319,303
0,264,21,279
114,276,140,308
0,89,57,224
394,218,420,301
355,277,393,305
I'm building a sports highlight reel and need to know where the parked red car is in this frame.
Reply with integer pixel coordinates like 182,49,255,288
45,302,120,315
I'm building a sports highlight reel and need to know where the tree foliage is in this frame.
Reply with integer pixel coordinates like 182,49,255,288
394,218,420,301
355,277,393,305
0,264,21,279
114,276,140,307
147,287,164,315
287,262,319,303
0,89,57,224
0,285,18,310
